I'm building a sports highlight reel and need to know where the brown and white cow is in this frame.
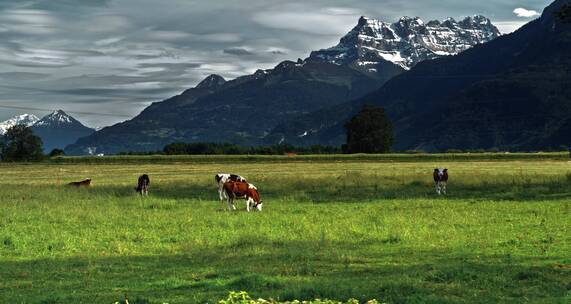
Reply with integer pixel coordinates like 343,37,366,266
67,178,91,187
433,168,448,195
215,173,247,201
223,180,263,212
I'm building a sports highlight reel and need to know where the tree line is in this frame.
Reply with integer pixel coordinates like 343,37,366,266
124,105,394,155
130,143,342,155
0,104,394,161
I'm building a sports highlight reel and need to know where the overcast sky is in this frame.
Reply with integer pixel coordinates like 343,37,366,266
0,0,552,127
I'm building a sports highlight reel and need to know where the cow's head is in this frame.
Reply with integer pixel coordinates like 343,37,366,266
435,168,448,181
248,197,263,211
254,200,263,211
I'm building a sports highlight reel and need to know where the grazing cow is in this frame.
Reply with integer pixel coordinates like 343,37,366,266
223,180,263,212
67,178,91,187
215,173,247,200
135,174,150,196
433,168,448,195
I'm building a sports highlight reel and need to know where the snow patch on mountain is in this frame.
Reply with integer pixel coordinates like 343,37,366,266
308,15,501,70
0,114,40,135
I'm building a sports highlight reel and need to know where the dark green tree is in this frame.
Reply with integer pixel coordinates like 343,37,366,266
0,125,44,161
163,142,188,155
343,105,394,154
48,148,66,157
557,4,571,22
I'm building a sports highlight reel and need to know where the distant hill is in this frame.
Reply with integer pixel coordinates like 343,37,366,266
65,14,500,155
270,0,571,151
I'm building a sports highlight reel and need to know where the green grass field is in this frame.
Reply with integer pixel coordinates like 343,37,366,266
1,155,570,303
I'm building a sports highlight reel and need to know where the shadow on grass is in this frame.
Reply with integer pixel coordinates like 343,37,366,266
1,242,569,304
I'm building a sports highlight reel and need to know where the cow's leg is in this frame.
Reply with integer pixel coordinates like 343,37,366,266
435,182,440,195
246,197,251,212
228,194,237,211
226,196,233,211
218,184,224,201
442,182,447,195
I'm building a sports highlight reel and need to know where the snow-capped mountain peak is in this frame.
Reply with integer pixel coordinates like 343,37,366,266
308,14,501,70
33,110,78,127
0,114,40,135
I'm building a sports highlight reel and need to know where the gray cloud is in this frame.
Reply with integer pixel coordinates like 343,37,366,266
58,87,176,98
0,59,73,68
223,47,254,56
25,0,112,10
0,0,553,127
267,47,289,55
0,71,48,80
252,5,363,35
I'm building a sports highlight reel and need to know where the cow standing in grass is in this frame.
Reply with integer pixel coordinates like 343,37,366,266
135,174,150,196
223,180,263,212
433,168,448,195
215,173,247,200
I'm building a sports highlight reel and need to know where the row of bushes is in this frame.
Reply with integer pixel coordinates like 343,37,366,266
118,143,571,156
116,143,342,156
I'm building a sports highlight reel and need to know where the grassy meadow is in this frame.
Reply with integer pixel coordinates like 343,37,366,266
0,154,570,303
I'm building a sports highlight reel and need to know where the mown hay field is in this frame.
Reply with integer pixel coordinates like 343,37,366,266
0,155,570,303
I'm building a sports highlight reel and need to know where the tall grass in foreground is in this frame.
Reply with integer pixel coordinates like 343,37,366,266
0,159,570,303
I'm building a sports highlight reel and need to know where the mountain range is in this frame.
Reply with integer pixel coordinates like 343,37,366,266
0,114,39,135
307,15,500,70
0,110,95,152
270,0,571,151
64,14,500,155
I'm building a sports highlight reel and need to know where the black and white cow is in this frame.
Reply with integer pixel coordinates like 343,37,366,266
135,174,150,196
433,168,448,195
215,173,247,200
